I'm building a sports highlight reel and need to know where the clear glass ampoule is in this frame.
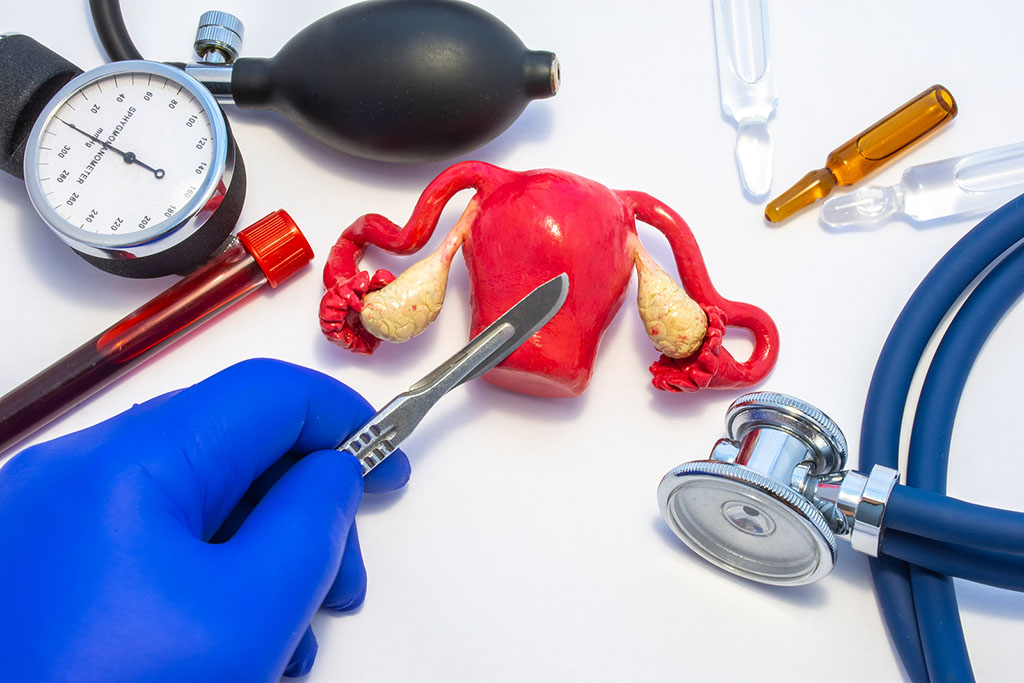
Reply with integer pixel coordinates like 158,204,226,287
713,0,778,198
765,85,957,224
821,141,1024,229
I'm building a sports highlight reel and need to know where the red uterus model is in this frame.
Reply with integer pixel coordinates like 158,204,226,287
320,161,778,398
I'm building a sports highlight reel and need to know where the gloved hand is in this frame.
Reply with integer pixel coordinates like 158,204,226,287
0,358,410,682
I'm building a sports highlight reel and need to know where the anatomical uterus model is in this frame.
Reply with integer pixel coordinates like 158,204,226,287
320,161,779,398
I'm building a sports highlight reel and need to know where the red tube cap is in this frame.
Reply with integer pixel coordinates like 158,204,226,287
238,210,314,287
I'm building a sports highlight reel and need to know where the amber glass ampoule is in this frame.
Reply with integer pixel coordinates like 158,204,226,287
765,85,957,224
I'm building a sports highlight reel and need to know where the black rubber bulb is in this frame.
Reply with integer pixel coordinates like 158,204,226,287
231,0,559,163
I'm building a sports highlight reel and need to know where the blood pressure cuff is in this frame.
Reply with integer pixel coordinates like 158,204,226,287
0,34,81,179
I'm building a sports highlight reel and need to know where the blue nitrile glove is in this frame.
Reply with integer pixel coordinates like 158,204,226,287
0,358,410,681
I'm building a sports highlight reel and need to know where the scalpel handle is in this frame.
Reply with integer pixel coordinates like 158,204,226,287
338,322,515,475
335,392,428,476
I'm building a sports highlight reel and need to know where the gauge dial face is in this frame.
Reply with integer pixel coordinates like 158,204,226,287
24,61,229,251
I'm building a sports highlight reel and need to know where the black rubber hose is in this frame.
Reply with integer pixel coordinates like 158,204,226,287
89,0,143,61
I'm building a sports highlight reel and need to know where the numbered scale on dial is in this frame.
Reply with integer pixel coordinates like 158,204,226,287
23,60,244,278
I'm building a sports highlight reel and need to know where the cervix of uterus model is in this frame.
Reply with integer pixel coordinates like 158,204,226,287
320,161,779,398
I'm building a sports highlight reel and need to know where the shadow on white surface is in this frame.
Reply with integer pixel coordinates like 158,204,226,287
223,98,557,188
649,514,830,608
0,173,173,308
358,486,408,515
463,377,589,423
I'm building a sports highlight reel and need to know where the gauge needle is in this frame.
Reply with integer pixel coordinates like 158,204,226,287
58,119,165,179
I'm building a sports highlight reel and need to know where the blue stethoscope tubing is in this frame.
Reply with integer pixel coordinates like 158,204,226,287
886,486,1024,557
861,192,1024,682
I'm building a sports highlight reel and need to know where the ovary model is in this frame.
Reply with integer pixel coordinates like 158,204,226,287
320,161,779,398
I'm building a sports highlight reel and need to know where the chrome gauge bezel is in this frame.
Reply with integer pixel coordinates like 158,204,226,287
22,60,232,260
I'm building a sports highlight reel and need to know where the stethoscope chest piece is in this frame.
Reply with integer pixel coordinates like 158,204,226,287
658,392,851,586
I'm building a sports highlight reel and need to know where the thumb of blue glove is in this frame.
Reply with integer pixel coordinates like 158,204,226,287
0,358,410,682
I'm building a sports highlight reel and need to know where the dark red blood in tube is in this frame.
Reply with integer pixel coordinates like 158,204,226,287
0,210,312,455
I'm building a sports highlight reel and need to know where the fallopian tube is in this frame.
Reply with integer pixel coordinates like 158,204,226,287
320,161,779,398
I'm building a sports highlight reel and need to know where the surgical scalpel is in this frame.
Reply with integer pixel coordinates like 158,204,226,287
337,273,569,475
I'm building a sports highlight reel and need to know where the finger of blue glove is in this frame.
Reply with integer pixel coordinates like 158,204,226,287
105,358,404,535
282,525,367,677
228,448,363,672
229,447,363,595
280,521,367,676
324,522,367,611
283,626,318,678
363,446,412,494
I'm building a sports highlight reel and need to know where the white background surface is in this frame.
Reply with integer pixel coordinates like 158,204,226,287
2,1,1023,680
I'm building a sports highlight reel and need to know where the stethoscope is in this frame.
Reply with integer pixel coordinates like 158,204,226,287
659,193,1024,682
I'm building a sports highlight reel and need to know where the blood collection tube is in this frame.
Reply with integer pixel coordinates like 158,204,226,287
0,210,313,455
765,85,957,224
